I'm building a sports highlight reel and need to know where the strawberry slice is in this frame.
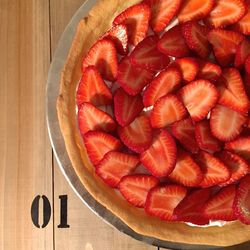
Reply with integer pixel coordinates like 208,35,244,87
82,39,118,81
143,66,182,107
245,54,250,74
157,25,190,58
218,151,249,186
113,3,150,46
140,130,177,177
168,150,203,187
76,66,112,107
206,0,246,28
78,103,116,135
208,29,244,67
235,39,250,69
174,188,212,225
83,131,122,165
178,80,218,121
173,57,199,83
114,88,143,127
119,174,159,207
182,21,211,59
172,118,199,154
101,24,128,55
195,151,230,187
210,105,247,142
145,185,187,220
233,174,250,225
150,94,187,128
117,56,154,96
119,115,152,153
195,120,222,153
203,185,237,221
196,60,222,82
177,0,215,23
130,35,170,71
96,151,139,188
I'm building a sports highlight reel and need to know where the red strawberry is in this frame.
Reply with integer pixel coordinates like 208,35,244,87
218,151,249,186
233,174,250,224
196,60,222,82
76,66,112,107
119,115,152,153
96,151,139,188
245,54,250,74
195,151,230,187
244,73,250,99
210,105,247,142
177,0,215,23
203,185,237,221
235,39,250,69
168,150,203,187
208,29,244,67
82,39,118,81
143,66,182,107
195,120,222,153
178,80,218,121
119,174,159,207
145,185,187,220
206,0,246,28
140,130,177,177
157,25,190,58
78,103,116,135
117,56,154,96
150,94,187,128
83,131,122,165
130,35,170,71
144,0,181,33
172,118,199,154
174,188,212,225
182,21,211,59
113,3,150,46
101,24,128,55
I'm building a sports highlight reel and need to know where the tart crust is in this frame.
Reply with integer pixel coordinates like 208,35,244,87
57,0,250,246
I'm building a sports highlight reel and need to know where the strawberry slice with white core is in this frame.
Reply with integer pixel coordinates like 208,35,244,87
140,130,177,177
178,80,218,121
196,60,222,82
145,185,187,221
150,94,187,128
235,39,250,69
96,151,139,188
119,174,159,207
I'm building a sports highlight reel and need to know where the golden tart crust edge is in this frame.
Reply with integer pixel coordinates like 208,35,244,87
57,0,250,246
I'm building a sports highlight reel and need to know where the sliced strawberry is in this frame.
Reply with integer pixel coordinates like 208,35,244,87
83,131,122,165
113,3,150,46
206,0,246,28
174,188,212,225
245,54,250,74
96,151,139,188
235,39,250,69
233,174,250,224
208,29,244,67
168,150,203,187
130,35,170,71
182,21,211,59
140,130,177,177
218,151,249,186
178,80,218,121
177,0,215,23
101,24,128,55
150,94,187,128
157,25,190,58
119,115,152,153
143,66,182,107
119,174,159,207
172,118,199,154
196,60,222,82
203,185,237,221
210,105,247,142
195,120,222,153
117,56,154,96
76,66,112,107
82,39,118,81
195,151,230,187
145,185,187,220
